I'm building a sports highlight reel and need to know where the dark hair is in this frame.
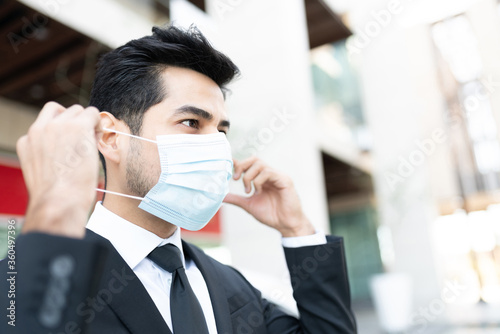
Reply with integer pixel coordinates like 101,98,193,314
89,25,239,185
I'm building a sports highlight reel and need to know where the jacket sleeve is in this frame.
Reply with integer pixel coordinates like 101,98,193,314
1,233,107,334
263,235,357,334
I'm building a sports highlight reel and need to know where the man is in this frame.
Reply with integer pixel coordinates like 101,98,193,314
1,26,356,333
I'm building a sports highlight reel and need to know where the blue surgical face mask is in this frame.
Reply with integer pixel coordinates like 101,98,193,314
98,128,233,231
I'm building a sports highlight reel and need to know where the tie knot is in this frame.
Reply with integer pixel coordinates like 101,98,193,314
147,243,183,273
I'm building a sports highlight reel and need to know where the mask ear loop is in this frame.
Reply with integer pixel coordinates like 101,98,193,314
95,128,156,200
95,189,144,200
102,127,157,143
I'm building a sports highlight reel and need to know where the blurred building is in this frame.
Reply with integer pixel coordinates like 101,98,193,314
1,0,500,332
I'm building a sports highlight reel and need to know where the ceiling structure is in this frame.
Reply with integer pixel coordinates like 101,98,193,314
0,0,350,109
0,0,110,108
305,0,351,49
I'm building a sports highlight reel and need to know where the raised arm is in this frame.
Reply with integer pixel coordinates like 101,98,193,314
223,156,357,333
1,103,107,333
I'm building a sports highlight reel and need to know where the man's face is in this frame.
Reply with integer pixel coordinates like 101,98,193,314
125,66,229,197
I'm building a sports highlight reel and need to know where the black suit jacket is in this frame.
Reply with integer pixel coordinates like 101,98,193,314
1,229,356,333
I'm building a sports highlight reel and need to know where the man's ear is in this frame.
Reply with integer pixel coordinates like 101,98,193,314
98,112,122,165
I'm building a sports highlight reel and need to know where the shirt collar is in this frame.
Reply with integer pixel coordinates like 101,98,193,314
86,202,185,270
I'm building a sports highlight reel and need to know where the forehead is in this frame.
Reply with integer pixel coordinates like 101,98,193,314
159,66,227,117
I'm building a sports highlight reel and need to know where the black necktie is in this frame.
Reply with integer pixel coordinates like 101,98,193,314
147,244,210,334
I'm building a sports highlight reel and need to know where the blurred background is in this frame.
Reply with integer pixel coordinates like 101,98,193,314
1,0,500,332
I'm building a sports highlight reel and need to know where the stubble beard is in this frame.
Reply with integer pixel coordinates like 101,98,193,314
125,138,155,198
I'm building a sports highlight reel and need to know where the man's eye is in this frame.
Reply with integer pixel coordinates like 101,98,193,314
181,119,199,128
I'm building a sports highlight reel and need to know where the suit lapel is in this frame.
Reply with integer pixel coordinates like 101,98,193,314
182,241,233,334
85,229,172,334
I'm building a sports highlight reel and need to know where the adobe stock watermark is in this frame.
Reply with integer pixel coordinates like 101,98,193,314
452,74,500,124
384,73,500,191
384,128,446,191
226,240,343,334
408,280,467,333
52,130,98,179
7,0,71,54
347,0,412,58
5,220,17,328
276,240,343,293
214,0,244,20
47,266,136,334
55,41,106,105
234,107,297,158
7,13,49,54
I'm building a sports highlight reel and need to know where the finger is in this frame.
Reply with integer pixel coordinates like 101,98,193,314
241,161,266,193
223,193,249,210
33,102,65,127
232,159,240,180
82,107,102,137
57,104,85,120
233,156,259,180
70,107,102,159
252,168,276,194
87,107,102,129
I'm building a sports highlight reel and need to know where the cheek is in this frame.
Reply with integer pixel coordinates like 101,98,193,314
146,148,162,182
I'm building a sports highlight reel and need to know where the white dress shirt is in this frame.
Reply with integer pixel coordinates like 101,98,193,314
86,202,326,333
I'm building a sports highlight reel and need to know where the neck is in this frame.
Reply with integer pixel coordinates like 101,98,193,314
102,195,178,239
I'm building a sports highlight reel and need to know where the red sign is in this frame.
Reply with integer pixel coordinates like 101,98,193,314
0,163,221,236
0,164,28,216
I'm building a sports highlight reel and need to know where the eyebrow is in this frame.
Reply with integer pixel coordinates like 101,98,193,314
175,105,230,129
175,105,213,120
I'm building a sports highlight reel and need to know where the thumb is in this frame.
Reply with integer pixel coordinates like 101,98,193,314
223,193,249,210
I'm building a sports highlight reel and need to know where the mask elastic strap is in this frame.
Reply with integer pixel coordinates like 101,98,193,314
103,127,157,144
96,128,153,200
95,188,144,201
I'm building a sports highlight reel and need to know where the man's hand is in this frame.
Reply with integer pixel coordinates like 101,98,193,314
17,102,102,239
223,156,315,237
